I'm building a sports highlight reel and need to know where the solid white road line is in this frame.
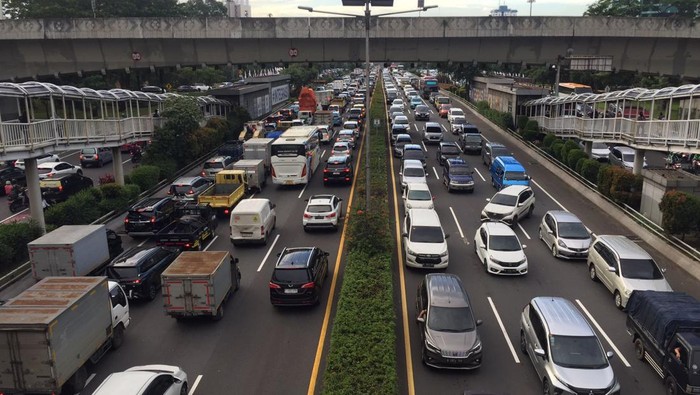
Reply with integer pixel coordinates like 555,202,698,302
257,234,280,272
473,168,486,182
480,134,491,143
421,142,427,152
249,193,256,199
441,124,448,133
413,124,418,132
122,158,132,165
85,373,96,387
137,238,148,247
448,207,465,239
188,375,204,395
487,297,521,364
531,179,567,211
1,208,29,223
298,183,308,199
575,299,631,368
517,223,531,240
321,150,326,158
203,235,219,251
431,167,439,179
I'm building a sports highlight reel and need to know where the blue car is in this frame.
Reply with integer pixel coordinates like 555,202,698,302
410,97,423,109
332,111,343,126
443,158,475,192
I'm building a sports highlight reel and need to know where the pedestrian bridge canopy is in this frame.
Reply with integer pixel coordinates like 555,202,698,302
523,84,700,154
0,82,230,162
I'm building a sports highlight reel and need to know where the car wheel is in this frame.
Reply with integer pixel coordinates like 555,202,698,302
213,304,224,321
77,170,83,176
634,338,645,360
527,205,534,218
483,259,488,273
589,264,599,282
112,324,125,349
512,216,519,226
614,290,623,310
520,331,527,354
538,227,544,240
665,376,678,395
303,226,309,233
421,346,428,365
543,379,553,395
262,231,268,245
551,245,558,258
98,159,103,168
147,283,158,301
180,382,189,395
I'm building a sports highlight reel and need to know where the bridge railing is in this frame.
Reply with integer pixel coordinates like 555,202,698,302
535,115,700,149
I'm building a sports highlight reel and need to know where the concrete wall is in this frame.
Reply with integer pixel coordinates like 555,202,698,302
0,16,698,80
641,169,700,226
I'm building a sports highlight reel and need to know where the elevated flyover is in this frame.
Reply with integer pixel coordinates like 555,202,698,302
0,16,698,80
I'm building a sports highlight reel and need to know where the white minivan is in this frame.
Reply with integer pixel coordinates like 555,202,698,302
402,208,449,269
230,198,276,245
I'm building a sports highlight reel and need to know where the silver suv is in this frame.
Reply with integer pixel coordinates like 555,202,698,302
416,273,482,369
520,297,620,395
168,176,212,202
480,185,535,226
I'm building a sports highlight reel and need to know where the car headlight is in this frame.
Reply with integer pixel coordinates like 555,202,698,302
439,250,448,257
489,255,502,265
472,340,482,354
624,289,632,296
557,240,567,248
425,338,441,353
406,247,417,256
517,258,527,265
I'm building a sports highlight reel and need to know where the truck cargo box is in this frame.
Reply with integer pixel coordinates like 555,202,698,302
28,225,110,280
233,159,266,192
162,251,237,320
0,277,112,393
627,291,700,348
242,137,273,173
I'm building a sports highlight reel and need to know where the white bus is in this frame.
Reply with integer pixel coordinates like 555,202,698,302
271,126,321,185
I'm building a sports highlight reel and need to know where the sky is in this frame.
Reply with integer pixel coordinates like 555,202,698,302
242,0,593,18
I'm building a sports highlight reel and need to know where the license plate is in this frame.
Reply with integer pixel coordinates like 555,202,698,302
284,180,294,185
333,172,340,175
423,263,435,268
241,232,252,235
284,289,298,294
447,358,460,364
315,216,325,220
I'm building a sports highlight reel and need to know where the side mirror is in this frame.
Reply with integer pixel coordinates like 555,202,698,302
476,319,483,326
470,171,474,175
522,244,527,249
534,348,546,358
398,172,403,176
416,316,425,323
608,266,617,273
271,204,277,209
606,351,614,359
325,252,330,257
479,243,485,249
402,232,408,237
304,199,309,202
338,198,343,202
276,252,281,257
444,234,450,239
486,198,491,202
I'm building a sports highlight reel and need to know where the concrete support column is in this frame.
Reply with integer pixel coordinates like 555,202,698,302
24,158,46,233
633,148,646,175
583,141,592,157
112,147,124,185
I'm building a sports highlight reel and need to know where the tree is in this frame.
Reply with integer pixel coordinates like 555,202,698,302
283,64,319,95
178,0,227,17
659,190,700,239
4,0,230,18
585,0,700,18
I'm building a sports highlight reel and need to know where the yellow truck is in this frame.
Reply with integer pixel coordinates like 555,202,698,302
197,170,247,215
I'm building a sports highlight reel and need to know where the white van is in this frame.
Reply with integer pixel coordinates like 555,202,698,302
230,198,276,245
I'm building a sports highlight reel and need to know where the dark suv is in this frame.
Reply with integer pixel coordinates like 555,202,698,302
323,156,354,185
269,247,329,306
106,246,180,301
443,158,475,193
436,142,461,166
458,132,483,154
124,197,176,236
39,173,93,203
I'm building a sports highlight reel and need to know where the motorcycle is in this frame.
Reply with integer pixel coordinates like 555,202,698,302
130,149,142,164
8,189,29,213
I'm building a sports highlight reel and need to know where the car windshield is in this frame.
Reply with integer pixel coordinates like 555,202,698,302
558,222,590,239
404,151,424,161
490,193,517,206
333,146,349,152
451,110,464,117
410,226,444,243
489,235,521,251
272,144,306,157
492,147,509,158
505,171,529,181
441,146,460,155
465,135,481,143
620,259,664,279
622,153,635,163
416,105,428,112
272,268,309,283
307,204,332,213
453,118,466,125
450,166,471,175
592,142,608,150
407,189,431,201
550,335,609,369
428,306,475,332
404,168,425,178
80,148,96,154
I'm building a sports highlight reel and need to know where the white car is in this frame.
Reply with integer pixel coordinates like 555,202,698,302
37,161,82,179
336,130,356,149
447,108,466,124
303,194,343,231
91,364,188,395
474,221,528,275
392,98,406,110
538,210,592,259
402,208,449,269
480,185,535,226
14,153,60,169
403,182,434,209
331,142,352,160
400,159,427,189
393,115,410,131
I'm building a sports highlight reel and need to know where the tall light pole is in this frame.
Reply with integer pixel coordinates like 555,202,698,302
553,48,574,97
527,0,535,17
299,2,436,212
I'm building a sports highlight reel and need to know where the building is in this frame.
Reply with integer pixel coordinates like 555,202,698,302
490,5,517,17
470,76,548,121
227,0,251,18
209,74,291,119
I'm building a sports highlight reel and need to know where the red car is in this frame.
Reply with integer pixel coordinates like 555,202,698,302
438,104,452,118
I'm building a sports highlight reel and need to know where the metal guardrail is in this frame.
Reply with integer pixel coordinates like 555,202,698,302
444,90,700,263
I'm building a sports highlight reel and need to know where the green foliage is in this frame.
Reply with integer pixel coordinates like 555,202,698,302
659,190,700,238
579,159,602,184
542,134,559,149
575,157,587,174
45,189,103,227
560,140,580,164
567,149,588,170
129,165,162,192
516,115,529,131
284,64,320,94
525,119,539,132
522,130,540,142
227,107,252,140
0,221,43,273
597,165,614,196
598,165,642,209
166,66,228,86
550,141,565,160
98,183,141,213
584,0,699,18
474,101,514,130
5,0,230,19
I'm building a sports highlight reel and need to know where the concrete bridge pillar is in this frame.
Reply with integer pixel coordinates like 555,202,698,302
112,147,124,185
583,141,592,157
24,158,46,233
633,149,646,175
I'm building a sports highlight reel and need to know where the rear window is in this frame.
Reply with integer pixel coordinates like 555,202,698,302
273,268,310,283
307,204,332,213
171,185,193,194
81,148,96,154
37,168,53,174
204,162,224,169
106,267,139,279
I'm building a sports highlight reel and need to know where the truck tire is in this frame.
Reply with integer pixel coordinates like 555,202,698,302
633,338,645,360
180,382,188,395
213,305,224,321
112,324,125,350
665,376,678,395
63,365,87,394
147,283,158,301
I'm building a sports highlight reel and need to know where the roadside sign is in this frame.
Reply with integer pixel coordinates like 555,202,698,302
289,48,299,58
373,119,380,127
131,51,142,61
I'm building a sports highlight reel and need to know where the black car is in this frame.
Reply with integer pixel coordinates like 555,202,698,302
0,167,26,195
141,85,165,93
125,197,176,236
436,142,462,166
458,132,483,154
39,173,93,203
482,142,510,168
106,246,180,300
414,104,430,121
269,247,329,306
176,85,197,93
323,155,354,185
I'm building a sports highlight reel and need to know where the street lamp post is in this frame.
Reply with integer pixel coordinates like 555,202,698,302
553,48,574,97
299,3,436,212
527,0,535,17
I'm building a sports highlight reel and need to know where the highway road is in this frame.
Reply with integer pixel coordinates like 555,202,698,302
0,77,696,395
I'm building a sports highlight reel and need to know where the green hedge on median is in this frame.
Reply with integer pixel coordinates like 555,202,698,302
323,80,397,395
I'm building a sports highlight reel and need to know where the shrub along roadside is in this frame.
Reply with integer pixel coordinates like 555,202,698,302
0,221,43,274
323,82,397,395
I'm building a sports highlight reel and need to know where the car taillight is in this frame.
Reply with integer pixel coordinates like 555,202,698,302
124,218,129,223
224,209,230,215
324,169,330,173
188,189,194,194
185,243,191,248
326,212,336,218
344,168,351,172
133,279,141,284
323,178,329,182
303,213,312,218
301,282,315,289
58,185,63,192
167,190,172,195
150,217,156,223
201,171,207,177
269,282,282,289
271,166,276,178
79,155,84,160
94,154,99,160
301,165,307,177
47,173,55,178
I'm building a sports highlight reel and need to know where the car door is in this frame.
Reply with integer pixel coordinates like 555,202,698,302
594,243,615,291
516,190,531,217
476,228,488,262
402,213,411,255
541,213,555,249
416,280,428,342
109,285,129,328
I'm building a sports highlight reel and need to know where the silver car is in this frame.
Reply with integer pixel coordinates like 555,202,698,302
538,210,591,259
168,176,212,202
520,297,620,395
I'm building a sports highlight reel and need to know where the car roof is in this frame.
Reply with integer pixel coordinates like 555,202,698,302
495,156,523,167
484,221,517,236
395,115,408,120
425,122,441,127
408,208,441,227
425,273,469,308
546,210,583,224
406,182,430,192
131,197,171,210
447,158,467,166
487,142,506,148
404,144,422,150
172,176,201,184
531,297,595,337
110,246,159,267
234,198,270,212
206,156,231,163
308,194,336,204
333,142,350,147
37,162,65,168
403,159,424,168
595,235,651,260
276,247,314,268
338,129,354,135
449,107,464,112
613,145,635,153
498,185,530,196
440,141,459,147
92,371,155,394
